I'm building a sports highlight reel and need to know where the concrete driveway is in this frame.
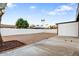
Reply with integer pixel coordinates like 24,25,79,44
0,36,79,56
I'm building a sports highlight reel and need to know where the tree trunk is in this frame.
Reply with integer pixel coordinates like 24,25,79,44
0,16,3,46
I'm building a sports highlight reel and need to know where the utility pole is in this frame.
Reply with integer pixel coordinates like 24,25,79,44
76,3,79,22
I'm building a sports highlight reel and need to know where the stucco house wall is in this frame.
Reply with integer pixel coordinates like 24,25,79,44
57,22,79,37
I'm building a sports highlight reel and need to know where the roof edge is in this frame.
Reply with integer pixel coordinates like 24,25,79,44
56,21,77,25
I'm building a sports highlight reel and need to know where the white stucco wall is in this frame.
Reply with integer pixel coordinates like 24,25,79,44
1,29,57,36
58,22,79,37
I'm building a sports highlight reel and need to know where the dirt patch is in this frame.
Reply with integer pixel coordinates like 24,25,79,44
0,40,25,52
72,51,79,56
2,33,56,44
0,33,56,52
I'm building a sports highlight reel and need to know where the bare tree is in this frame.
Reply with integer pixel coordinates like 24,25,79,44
0,3,7,46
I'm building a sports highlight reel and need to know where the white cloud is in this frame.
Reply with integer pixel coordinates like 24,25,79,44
47,11,56,15
69,3,76,6
30,6,36,9
47,5,73,16
7,3,16,8
55,5,73,12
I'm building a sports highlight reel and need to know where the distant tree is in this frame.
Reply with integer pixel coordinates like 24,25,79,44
49,25,54,29
37,25,39,26
16,18,29,28
30,24,35,28
49,25,57,29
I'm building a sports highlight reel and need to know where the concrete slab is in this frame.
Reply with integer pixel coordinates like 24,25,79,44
0,36,79,56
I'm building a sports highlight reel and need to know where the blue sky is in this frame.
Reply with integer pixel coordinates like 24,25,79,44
2,3,77,25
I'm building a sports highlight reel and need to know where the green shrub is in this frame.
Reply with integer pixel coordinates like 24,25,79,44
16,18,29,28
